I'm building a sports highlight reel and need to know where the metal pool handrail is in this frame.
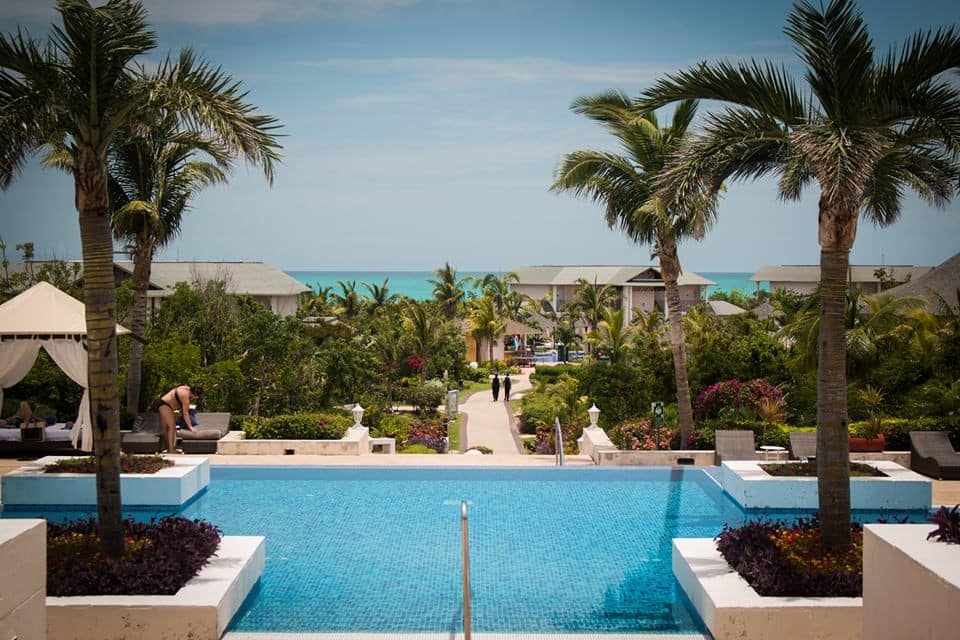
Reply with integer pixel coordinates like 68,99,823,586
554,417,564,466
461,500,471,640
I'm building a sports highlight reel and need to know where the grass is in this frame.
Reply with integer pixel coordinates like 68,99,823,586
457,380,491,402
448,414,461,451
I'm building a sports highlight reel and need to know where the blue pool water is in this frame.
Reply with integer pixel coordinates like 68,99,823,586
1,466,929,634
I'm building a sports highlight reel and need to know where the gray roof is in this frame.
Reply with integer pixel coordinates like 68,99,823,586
883,252,960,313
115,261,310,297
511,265,714,287
751,264,931,284
707,300,747,316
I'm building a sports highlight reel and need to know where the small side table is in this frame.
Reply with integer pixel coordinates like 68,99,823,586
759,445,787,461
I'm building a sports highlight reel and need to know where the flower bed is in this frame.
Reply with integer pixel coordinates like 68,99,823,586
760,460,886,477
717,518,862,597
44,453,173,475
47,517,221,596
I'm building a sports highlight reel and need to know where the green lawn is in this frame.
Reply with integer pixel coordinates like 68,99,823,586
457,380,491,402
448,414,462,451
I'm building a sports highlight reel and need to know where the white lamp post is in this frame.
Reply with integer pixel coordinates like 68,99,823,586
587,404,600,430
351,403,365,430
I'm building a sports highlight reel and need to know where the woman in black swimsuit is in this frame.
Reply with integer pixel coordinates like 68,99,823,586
154,384,201,453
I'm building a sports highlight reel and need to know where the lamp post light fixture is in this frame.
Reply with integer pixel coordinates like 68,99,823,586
587,404,600,430
351,403,365,430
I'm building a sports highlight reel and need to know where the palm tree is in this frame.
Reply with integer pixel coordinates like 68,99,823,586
403,300,441,379
588,307,636,365
476,271,519,314
643,0,960,549
468,296,507,365
552,93,716,445
567,277,619,337
46,113,233,414
333,280,363,320
362,278,397,315
429,262,471,320
0,0,281,556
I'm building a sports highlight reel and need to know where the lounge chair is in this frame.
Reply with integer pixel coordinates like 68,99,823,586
179,412,231,454
121,413,162,454
714,430,759,465
788,431,817,461
909,431,960,480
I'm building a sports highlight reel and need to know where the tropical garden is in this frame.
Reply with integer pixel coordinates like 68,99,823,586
0,0,958,606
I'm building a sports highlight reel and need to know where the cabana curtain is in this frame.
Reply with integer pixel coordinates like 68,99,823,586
0,340,42,411
40,338,92,451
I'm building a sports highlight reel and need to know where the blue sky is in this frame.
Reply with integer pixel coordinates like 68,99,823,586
1,0,958,272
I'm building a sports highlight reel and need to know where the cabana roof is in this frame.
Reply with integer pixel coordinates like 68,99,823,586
0,281,129,337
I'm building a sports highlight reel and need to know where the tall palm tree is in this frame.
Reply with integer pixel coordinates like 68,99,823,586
429,262,471,320
333,280,363,320
468,295,506,364
41,113,233,414
0,0,281,555
362,278,397,315
403,300,441,379
552,94,716,445
643,0,960,549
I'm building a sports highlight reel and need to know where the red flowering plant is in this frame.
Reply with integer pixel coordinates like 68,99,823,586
610,419,676,450
694,378,784,421
406,354,425,373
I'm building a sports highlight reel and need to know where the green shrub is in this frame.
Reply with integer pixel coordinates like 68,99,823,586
691,419,790,449
230,414,262,431
467,445,493,454
530,364,581,384
243,412,351,440
401,443,437,454
400,383,446,414
578,363,653,429
851,416,960,450
519,393,557,434
373,414,415,442
196,361,247,414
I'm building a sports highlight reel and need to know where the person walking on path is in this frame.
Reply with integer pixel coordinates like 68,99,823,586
491,373,500,401
503,375,512,401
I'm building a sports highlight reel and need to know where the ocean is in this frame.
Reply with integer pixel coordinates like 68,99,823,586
286,270,765,300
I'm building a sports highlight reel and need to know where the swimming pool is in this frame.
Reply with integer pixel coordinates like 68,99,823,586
1,466,929,634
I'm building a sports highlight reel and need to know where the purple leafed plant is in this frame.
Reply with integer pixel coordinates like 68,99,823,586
47,516,222,596
406,421,447,452
928,505,960,544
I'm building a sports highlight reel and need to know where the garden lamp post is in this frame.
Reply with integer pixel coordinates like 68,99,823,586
351,403,365,430
587,404,600,430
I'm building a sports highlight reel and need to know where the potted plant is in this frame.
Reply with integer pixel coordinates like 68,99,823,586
850,385,886,452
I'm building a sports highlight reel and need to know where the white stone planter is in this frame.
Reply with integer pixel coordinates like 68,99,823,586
1,456,209,507
0,520,45,640
673,537,862,640
863,524,960,639
217,427,370,455
578,427,714,465
721,460,931,510
47,536,264,640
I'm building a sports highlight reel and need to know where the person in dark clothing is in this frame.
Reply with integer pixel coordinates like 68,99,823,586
503,375,512,401
491,373,500,401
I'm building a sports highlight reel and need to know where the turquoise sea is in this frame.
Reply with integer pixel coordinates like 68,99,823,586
287,270,765,300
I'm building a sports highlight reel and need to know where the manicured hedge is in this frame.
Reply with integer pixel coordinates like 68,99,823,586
530,364,581,383
243,412,351,439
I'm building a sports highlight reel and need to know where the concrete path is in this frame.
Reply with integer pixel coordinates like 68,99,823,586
461,370,532,455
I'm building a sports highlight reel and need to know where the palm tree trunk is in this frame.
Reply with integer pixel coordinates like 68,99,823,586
124,241,152,413
76,146,124,557
658,242,695,447
817,200,856,551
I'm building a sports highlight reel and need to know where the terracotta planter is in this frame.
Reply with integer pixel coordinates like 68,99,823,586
849,434,885,452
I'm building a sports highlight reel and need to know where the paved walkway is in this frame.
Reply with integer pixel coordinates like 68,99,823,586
460,370,532,455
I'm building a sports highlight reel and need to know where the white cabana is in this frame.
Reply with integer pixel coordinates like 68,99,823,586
0,282,129,451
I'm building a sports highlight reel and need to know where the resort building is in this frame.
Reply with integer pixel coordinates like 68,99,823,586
509,265,714,317
7,260,309,317
114,261,310,317
750,264,932,295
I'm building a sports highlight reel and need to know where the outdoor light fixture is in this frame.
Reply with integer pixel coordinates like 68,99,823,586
588,404,600,429
351,403,365,429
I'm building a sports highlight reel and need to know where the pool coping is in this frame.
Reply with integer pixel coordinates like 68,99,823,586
225,633,709,639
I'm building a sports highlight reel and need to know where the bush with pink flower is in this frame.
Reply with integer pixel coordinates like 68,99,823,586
694,378,784,421
610,419,677,451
